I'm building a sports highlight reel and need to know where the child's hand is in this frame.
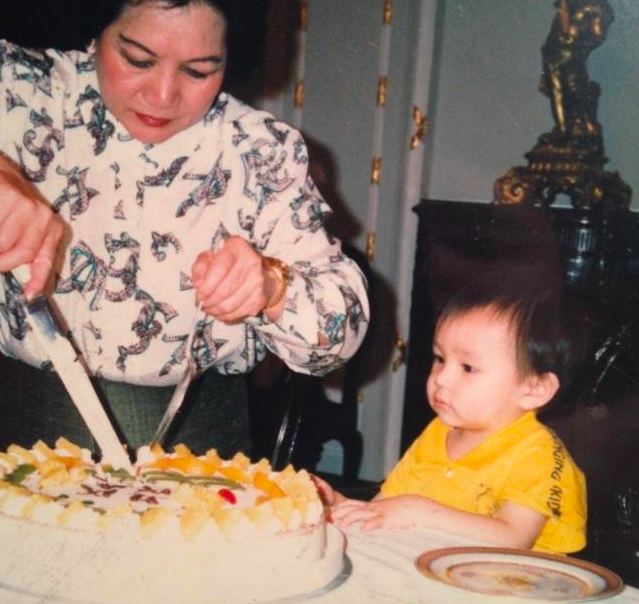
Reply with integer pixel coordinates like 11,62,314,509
331,495,433,531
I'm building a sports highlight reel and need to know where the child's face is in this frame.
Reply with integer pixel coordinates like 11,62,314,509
427,306,533,435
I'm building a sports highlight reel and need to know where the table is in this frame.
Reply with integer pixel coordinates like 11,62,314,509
2,526,638,603
310,527,639,603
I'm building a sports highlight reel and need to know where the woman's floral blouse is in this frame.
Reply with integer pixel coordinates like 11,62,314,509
0,41,369,385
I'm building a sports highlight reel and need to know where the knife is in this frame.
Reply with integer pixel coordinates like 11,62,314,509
11,265,133,472
150,302,202,448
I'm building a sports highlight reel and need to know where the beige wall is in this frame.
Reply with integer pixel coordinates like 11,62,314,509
425,0,639,207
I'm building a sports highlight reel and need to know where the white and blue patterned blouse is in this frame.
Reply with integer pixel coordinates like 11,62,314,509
0,41,369,386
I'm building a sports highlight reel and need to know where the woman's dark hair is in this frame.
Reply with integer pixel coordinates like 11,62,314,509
437,263,590,405
1,0,267,86
87,1,237,39
87,0,247,81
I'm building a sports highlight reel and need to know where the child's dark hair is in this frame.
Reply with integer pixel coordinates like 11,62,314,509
437,264,589,405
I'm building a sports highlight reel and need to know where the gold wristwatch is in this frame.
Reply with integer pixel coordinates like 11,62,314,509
262,256,290,310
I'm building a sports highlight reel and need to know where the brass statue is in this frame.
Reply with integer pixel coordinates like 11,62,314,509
494,0,631,208
541,0,612,142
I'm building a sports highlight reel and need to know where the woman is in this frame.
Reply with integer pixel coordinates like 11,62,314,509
0,0,369,458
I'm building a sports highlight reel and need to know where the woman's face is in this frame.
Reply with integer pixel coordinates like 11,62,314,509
95,2,227,144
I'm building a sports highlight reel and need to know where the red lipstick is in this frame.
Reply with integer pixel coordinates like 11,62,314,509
136,112,172,127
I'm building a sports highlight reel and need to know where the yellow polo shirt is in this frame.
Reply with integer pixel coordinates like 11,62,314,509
381,412,586,553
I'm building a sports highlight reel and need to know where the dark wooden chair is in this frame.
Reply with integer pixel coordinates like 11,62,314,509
249,243,380,500
543,318,639,587
248,351,380,499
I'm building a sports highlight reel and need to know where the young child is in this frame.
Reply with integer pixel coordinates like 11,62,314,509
318,271,587,553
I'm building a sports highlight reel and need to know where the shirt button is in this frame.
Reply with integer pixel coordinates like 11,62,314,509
445,468,454,478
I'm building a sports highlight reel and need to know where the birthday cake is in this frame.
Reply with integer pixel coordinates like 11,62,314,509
0,438,344,604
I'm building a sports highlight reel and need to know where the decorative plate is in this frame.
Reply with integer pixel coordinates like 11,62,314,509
415,547,623,601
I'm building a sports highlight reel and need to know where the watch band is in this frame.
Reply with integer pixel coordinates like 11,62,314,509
262,256,290,310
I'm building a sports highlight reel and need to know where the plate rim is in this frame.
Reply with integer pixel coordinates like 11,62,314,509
414,546,624,601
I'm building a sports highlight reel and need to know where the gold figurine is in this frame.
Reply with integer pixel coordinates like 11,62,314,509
540,0,611,142
494,0,630,208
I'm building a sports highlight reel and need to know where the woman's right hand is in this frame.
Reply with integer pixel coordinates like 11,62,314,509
0,154,63,299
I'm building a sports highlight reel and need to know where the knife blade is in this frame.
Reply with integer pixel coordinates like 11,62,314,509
151,303,202,448
11,265,133,472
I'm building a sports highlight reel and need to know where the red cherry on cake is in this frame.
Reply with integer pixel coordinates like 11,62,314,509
218,488,237,504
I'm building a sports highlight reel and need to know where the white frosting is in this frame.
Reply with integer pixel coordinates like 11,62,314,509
0,513,344,604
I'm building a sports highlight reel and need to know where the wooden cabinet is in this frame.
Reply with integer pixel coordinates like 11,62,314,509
402,199,639,450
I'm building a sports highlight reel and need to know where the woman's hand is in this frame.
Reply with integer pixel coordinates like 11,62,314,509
0,154,64,299
192,236,285,323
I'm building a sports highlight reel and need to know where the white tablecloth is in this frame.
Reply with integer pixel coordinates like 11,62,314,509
317,527,639,604
1,526,638,603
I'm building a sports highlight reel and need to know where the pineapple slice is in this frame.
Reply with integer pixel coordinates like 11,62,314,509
55,437,83,459
7,444,37,465
173,443,192,457
231,452,251,471
277,469,318,500
150,442,165,459
244,501,273,531
39,458,66,477
0,453,18,472
175,484,222,515
270,496,294,529
172,483,198,507
193,486,223,515
140,507,170,539
22,494,53,519
97,502,132,531
274,464,296,486
212,507,243,540
57,501,87,526
180,508,208,541
252,458,271,476
42,469,70,488
33,440,57,460
68,466,88,484
292,494,308,517
204,448,222,466
8,484,30,498
0,481,11,504
39,459,71,488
